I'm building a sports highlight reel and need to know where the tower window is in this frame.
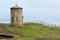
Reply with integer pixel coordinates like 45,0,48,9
12,17,13,23
16,17,18,22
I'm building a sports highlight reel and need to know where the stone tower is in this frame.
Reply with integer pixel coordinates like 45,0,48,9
10,4,23,26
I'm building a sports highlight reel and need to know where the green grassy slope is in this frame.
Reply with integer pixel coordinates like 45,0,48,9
0,24,60,40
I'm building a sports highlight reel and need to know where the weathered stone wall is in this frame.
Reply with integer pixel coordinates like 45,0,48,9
11,6,23,26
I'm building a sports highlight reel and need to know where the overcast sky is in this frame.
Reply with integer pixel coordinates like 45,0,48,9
0,0,60,25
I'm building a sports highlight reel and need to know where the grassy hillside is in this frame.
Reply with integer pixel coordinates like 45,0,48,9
0,24,60,40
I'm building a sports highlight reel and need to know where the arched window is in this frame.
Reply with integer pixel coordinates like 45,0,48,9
16,17,18,22
12,17,13,23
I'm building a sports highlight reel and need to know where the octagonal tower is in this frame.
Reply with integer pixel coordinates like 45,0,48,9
10,4,23,26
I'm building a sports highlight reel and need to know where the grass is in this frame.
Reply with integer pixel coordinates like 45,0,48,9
0,24,60,40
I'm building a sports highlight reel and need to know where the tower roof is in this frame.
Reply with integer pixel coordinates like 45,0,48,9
11,4,22,9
